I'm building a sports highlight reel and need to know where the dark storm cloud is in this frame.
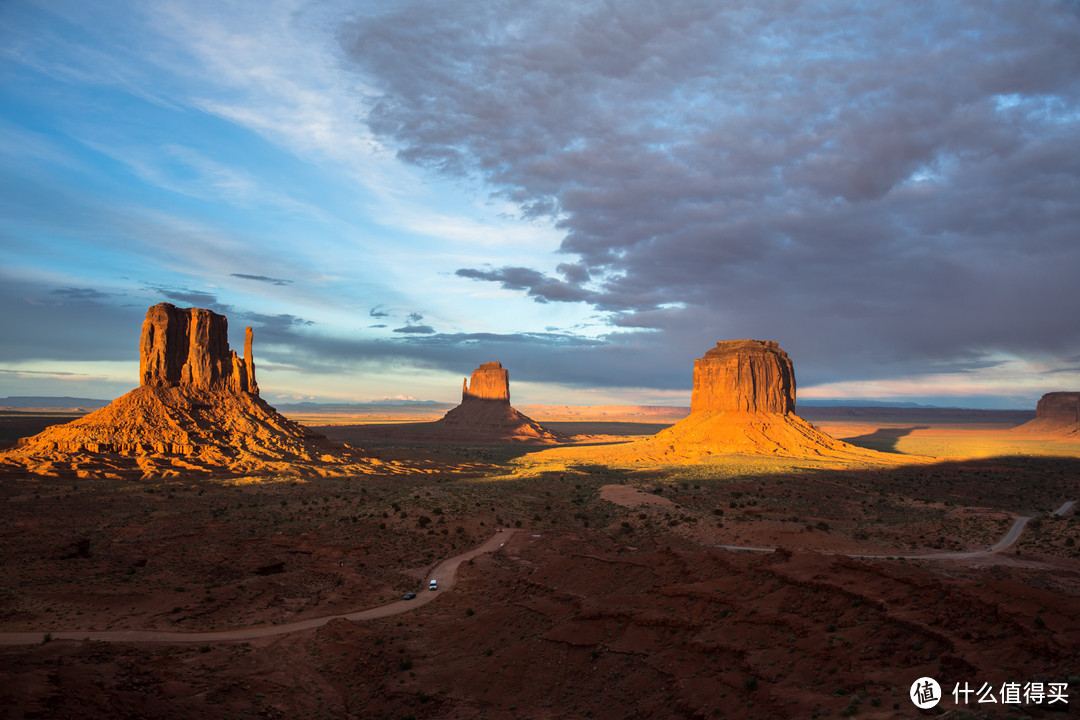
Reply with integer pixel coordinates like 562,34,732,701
369,306,389,318
230,273,293,286
393,325,436,334
255,327,659,391
50,287,111,301
0,279,145,362
455,266,595,304
145,285,227,312
239,312,315,346
342,0,1080,389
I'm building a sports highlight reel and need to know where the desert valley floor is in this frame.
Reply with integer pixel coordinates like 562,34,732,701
1,405,1079,719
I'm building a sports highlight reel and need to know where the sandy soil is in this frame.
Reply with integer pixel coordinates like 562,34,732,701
2,407,1079,719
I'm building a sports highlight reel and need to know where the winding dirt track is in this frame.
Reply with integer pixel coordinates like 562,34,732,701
719,499,1077,560
0,530,520,647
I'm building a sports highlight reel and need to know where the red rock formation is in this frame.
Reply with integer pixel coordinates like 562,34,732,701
691,340,794,414
437,361,561,442
570,340,891,462
462,361,510,402
1012,392,1080,436
0,304,416,479
1035,392,1080,423
139,303,257,394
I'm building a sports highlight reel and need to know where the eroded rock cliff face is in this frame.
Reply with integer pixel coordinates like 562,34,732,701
1035,392,1080,424
462,361,510,402
691,340,795,414
139,303,257,394
1013,392,1080,437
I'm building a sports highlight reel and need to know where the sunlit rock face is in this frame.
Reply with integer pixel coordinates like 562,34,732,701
690,340,795,415
461,361,510,403
598,339,887,462
1035,392,1080,424
1013,391,1080,437
139,303,257,394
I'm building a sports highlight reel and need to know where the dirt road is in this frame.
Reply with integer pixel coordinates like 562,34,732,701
0,529,518,647
719,498,1076,561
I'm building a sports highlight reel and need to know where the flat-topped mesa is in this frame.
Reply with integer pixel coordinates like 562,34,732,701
461,361,510,403
139,303,257,394
1035,392,1080,423
690,339,795,414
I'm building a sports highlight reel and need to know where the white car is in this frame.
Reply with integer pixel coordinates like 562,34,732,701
429,579,438,591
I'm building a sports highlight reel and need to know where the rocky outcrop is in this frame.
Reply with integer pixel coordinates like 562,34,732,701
0,304,417,479
1035,392,1080,424
575,340,890,462
437,362,561,443
691,340,795,414
462,362,510,402
139,303,257,394
1013,392,1080,436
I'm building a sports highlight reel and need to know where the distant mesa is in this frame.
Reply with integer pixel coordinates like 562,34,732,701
1013,392,1080,437
0,303,412,479
436,361,562,443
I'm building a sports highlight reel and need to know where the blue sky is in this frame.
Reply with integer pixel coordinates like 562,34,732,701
2,0,1078,409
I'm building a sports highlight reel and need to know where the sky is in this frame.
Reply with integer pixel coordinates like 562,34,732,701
1,0,1078,409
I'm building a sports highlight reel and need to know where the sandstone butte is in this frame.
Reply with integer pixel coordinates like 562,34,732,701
531,340,892,465
436,362,562,442
645,339,888,460
0,303,413,479
1013,391,1080,437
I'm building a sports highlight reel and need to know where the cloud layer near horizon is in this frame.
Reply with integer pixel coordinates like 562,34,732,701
342,0,1080,388
2,0,1078,407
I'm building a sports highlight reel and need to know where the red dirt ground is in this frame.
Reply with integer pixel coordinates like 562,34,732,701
1,406,1079,719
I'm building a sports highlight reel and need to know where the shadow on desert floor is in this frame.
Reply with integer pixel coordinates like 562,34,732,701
839,425,931,453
